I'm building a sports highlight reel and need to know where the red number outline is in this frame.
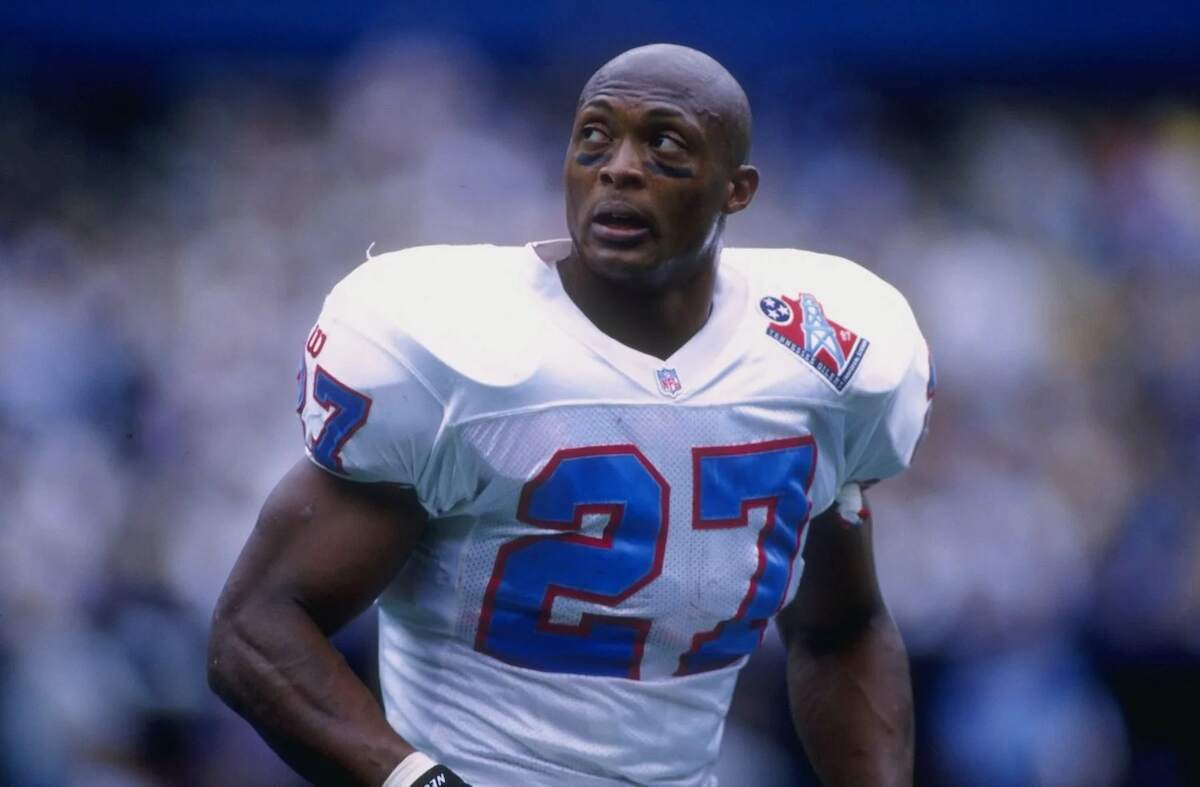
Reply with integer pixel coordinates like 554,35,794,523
676,436,817,675
475,444,670,679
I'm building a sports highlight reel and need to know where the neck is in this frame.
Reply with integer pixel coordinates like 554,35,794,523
558,248,719,361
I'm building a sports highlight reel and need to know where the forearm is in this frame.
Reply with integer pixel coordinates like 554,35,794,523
786,611,913,787
208,599,412,786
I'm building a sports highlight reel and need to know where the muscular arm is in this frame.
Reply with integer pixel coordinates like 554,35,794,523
776,492,913,787
207,459,427,786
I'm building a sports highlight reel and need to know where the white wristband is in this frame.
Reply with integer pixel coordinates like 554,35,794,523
382,751,439,787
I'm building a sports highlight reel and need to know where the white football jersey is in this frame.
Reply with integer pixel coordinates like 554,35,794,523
297,239,932,786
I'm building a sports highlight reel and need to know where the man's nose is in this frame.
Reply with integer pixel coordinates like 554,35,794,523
598,139,646,189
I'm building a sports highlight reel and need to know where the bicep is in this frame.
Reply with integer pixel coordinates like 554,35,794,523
777,489,884,651
217,458,428,634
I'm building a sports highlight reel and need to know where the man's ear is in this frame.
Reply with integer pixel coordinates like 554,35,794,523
723,165,759,215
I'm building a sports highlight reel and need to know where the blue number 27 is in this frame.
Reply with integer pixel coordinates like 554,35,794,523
475,437,815,678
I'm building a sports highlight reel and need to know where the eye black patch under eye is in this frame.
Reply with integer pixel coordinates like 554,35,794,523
647,160,694,179
575,151,609,167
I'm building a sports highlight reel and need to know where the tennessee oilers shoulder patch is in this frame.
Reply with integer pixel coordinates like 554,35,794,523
759,293,869,392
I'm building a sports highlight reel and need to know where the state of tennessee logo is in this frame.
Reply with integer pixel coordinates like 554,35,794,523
759,293,869,392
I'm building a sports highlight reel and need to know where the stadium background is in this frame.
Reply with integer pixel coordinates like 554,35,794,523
2,3,1198,785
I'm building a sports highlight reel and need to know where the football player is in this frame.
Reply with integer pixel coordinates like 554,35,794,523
208,44,930,787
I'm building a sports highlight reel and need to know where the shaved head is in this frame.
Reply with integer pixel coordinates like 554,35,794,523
578,44,752,169
563,43,760,293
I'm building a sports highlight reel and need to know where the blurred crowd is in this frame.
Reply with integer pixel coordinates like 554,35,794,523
1,37,1197,786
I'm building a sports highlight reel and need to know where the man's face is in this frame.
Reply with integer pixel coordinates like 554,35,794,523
563,81,734,287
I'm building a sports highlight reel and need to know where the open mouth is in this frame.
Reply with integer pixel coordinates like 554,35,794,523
591,206,653,244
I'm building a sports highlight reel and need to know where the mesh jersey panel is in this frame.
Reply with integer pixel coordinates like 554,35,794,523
378,400,838,785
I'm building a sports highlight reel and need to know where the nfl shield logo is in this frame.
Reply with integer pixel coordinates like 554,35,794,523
656,367,682,397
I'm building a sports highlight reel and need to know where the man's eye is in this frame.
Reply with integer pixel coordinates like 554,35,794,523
651,133,686,153
580,126,611,144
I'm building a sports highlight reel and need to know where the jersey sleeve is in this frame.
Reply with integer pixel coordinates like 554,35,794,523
297,284,446,496
843,317,934,486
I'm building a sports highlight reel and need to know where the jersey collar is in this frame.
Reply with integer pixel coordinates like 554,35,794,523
525,239,750,401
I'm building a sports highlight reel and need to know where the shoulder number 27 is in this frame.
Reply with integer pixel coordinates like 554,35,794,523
476,437,816,679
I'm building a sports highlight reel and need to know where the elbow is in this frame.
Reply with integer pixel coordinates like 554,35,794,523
206,628,231,699
207,596,249,702
207,591,301,707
